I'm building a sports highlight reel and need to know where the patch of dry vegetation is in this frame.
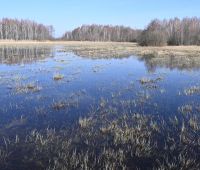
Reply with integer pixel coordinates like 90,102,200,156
53,73,64,81
1,41,200,59
14,82,42,94
1,101,200,170
60,41,200,58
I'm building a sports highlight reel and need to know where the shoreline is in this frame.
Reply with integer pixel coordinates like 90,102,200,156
0,40,133,45
0,40,200,58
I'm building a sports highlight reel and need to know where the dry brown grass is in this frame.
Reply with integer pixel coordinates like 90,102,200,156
60,41,200,58
0,40,200,58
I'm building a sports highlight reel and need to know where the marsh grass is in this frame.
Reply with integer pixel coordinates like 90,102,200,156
78,117,92,128
0,96,200,170
14,82,42,94
139,76,163,85
189,116,199,130
57,42,200,59
53,73,64,81
184,85,200,95
1,103,200,170
52,99,78,110
52,100,67,110
139,77,153,84
0,44,200,170
1,41,200,59
178,104,193,115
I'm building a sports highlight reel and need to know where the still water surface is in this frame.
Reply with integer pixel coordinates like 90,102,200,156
0,45,200,169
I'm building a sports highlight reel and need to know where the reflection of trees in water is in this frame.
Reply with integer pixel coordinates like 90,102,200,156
72,48,200,72
140,55,200,72
0,46,54,64
1,45,200,72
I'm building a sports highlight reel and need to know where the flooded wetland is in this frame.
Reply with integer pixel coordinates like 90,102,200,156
0,43,200,170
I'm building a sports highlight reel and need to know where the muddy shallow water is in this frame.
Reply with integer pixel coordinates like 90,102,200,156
0,45,200,170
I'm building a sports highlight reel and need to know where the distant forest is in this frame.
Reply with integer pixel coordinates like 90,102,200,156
0,18,54,40
138,17,200,46
62,25,142,42
1,17,200,46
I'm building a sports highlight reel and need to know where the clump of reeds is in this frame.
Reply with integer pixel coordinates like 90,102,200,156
78,117,92,128
184,86,200,95
53,73,64,80
139,77,152,84
15,82,42,94
178,104,193,114
52,100,67,110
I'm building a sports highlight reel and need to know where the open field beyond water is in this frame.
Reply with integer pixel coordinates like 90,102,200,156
0,42,200,169
1,40,200,58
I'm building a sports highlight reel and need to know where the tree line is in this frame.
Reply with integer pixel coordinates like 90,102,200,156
139,17,200,46
0,18,54,40
62,25,142,42
1,17,200,46
62,17,200,46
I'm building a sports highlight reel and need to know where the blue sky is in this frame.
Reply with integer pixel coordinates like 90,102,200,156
1,0,200,37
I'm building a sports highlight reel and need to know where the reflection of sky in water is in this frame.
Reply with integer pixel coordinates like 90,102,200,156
0,46,200,133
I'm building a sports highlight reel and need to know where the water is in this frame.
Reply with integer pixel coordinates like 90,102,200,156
0,45,200,170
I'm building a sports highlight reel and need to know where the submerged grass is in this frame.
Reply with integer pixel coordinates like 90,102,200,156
1,102,200,169
14,82,42,94
0,44,200,170
53,73,64,80
52,99,78,111
184,85,200,95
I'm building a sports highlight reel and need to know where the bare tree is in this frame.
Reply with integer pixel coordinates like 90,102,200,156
138,19,167,46
62,24,142,42
0,18,54,40
139,17,200,46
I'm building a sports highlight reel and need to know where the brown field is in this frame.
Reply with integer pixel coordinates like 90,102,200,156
0,40,200,58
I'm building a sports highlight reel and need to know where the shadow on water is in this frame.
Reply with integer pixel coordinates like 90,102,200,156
0,45,200,170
